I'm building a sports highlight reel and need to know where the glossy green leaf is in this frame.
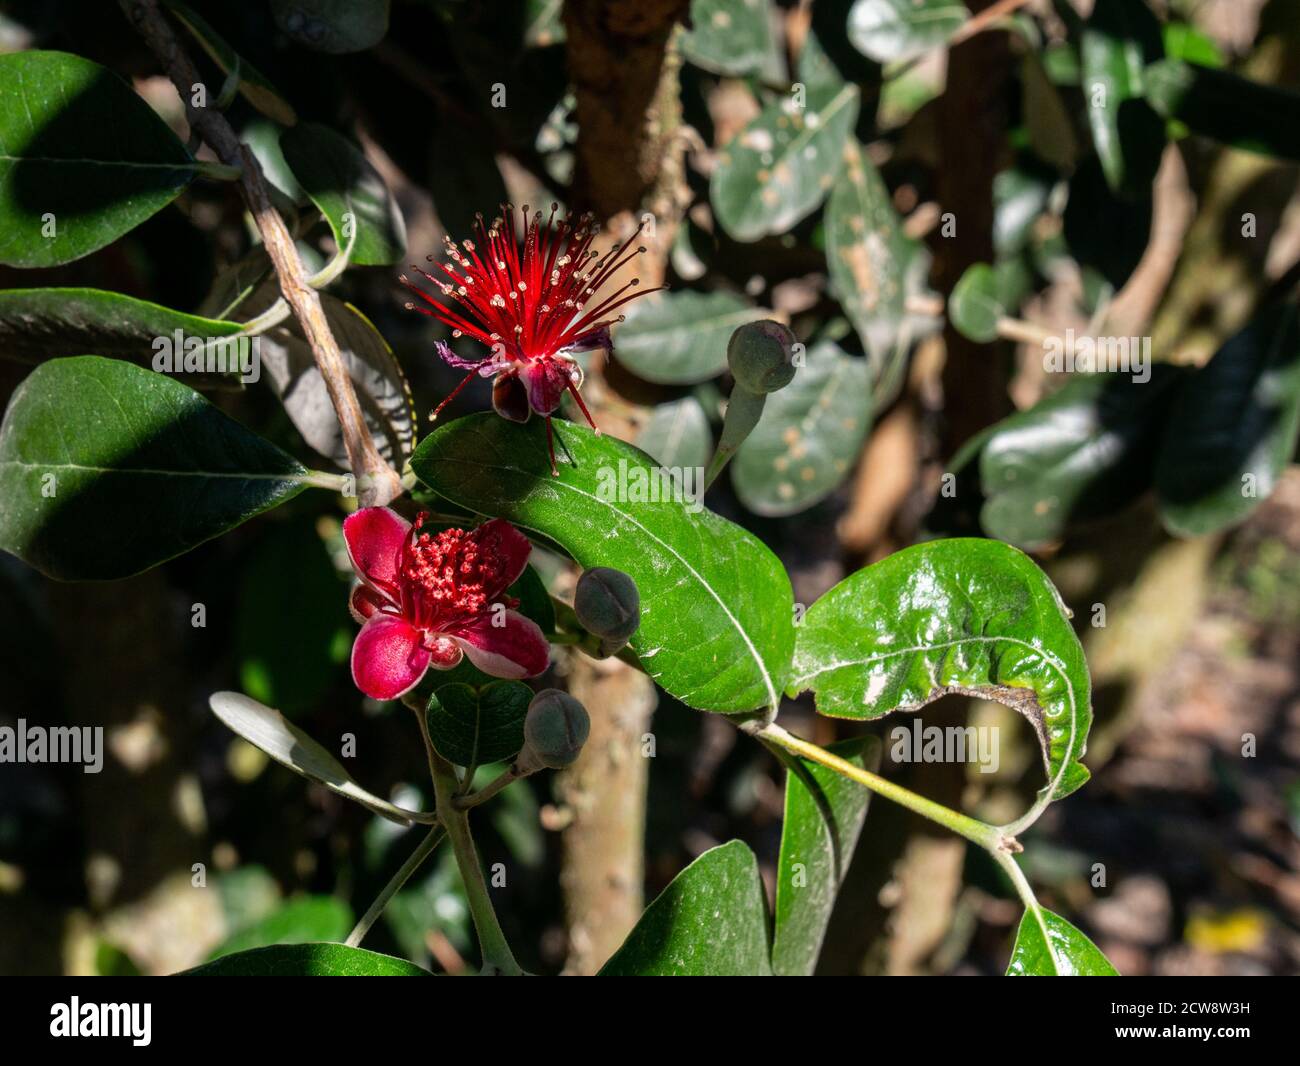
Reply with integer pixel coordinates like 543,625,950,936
993,166,1052,259
733,342,871,516
772,737,876,976
824,139,912,367
411,414,795,713
0,287,243,383
0,357,309,580
1156,303,1300,537
166,1,298,125
788,538,1092,802
425,681,531,767
682,0,775,76
1078,0,1164,195
281,122,406,265
949,263,1004,344
0,51,196,267
637,397,713,472
847,0,967,64
711,83,859,242
1006,906,1119,975
270,0,390,54
209,691,434,826
1145,58,1300,161
207,896,352,961
599,841,771,976
979,367,1187,548
615,290,765,385
182,942,430,976
236,519,349,714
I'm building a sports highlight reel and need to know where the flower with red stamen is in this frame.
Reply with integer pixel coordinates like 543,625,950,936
344,506,550,700
400,203,662,474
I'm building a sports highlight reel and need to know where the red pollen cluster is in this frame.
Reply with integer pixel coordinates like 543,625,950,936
400,515,517,631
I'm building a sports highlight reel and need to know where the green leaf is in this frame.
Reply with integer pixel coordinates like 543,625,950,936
0,51,196,268
1021,54,1080,172
209,691,434,826
1006,906,1119,975
847,0,967,64
733,342,871,516
0,357,309,580
181,942,430,976
1078,0,1164,195
711,83,859,242
824,139,913,367
1161,23,1224,68
207,896,352,961
772,737,876,976
281,122,406,265
166,1,298,125
1156,303,1300,537
0,287,244,383
425,681,531,767
236,519,350,714
788,538,1092,802
599,841,771,975
270,0,390,54
978,367,1187,548
615,290,765,385
1144,58,1300,161
637,397,713,472
948,263,1004,344
682,0,775,76
411,414,795,713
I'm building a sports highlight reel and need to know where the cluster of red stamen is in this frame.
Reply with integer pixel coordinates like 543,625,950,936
403,203,655,365
398,514,516,631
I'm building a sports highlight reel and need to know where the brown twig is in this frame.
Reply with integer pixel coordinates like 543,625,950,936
118,0,402,507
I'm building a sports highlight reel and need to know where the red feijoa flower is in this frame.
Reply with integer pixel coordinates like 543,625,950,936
400,204,662,473
344,506,550,700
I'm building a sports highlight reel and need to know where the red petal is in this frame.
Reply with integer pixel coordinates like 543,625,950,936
351,614,432,700
469,518,533,598
343,507,410,593
523,357,570,416
449,609,550,679
348,583,390,623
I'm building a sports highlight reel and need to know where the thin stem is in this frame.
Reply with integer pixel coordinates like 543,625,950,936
757,722,1006,851
345,823,446,948
413,705,523,975
455,765,530,810
118,0,402,508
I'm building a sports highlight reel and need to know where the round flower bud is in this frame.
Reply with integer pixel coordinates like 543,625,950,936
574,567,641,649
727,320,797,394
521,689,590,769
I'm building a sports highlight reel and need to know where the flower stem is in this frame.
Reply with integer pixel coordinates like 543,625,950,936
345,823,445,948
413,705,523,975
756,722,1006,852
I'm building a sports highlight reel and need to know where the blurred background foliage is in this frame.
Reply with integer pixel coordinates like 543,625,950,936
0,0,1298,975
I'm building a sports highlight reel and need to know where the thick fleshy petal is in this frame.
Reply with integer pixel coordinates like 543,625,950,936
469,518,533,597
351,614,431,700
492,370,530,423
348,583,391,624
522,357,571,416
426,636,464,670
449,609,550,680
343,507,410,593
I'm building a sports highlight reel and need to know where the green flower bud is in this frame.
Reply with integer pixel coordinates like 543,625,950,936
520,689,590,769
573,567,641,651
727,319,797,394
